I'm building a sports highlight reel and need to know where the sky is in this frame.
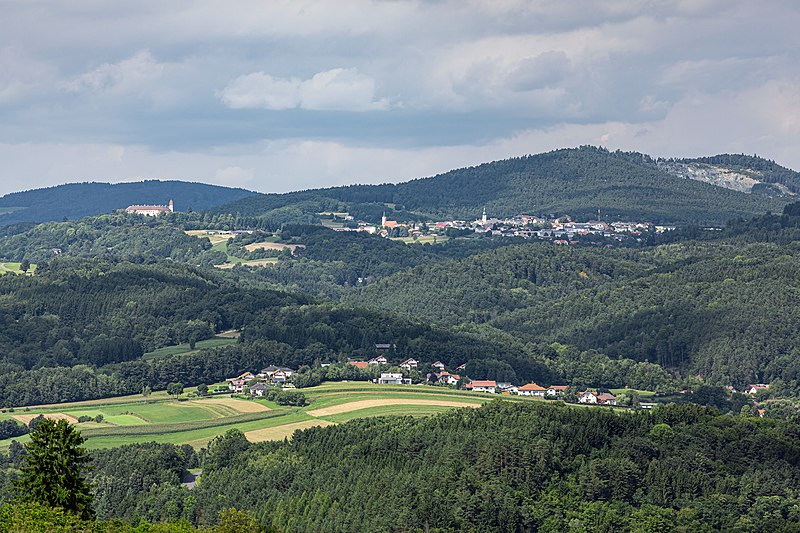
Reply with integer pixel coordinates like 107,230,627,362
0,0,799,196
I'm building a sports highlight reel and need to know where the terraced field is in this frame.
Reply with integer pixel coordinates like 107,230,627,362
0,382,506,452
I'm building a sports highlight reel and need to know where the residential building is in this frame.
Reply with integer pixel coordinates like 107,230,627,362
431,361,446,371
597,392,617,406
467,380,497,394
368,355,388,365
378,373,411,385
578,390,598,404
546,385,568,397
250,383,270,397
437,372,460,385
400,358,418,370
517,383,547,397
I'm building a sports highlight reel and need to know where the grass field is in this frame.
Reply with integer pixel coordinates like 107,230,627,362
0,382,508,452
0,262,36,275
391,235,449,244
142,337,238,359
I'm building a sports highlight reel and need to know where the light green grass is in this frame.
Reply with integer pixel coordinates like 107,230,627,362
0,262,36,275
142,337,237,359
610,388,656,398
390,235,449,245
83,411,311,449
320,404,466,423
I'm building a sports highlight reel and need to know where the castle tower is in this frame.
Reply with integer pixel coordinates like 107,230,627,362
482,206,487,224
169,199,174,213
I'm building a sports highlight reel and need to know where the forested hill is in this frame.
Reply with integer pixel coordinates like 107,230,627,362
213,147,791,225
345,237,800,386
0,180,255,226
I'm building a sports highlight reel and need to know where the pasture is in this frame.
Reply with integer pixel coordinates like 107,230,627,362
0,262,36,275
0,382,506,452
142,337,238,359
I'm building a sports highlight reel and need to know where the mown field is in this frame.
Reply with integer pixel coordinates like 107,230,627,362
142,337,238,359
0,382,498,452
0,262,36,275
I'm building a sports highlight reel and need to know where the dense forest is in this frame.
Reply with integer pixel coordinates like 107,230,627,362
3,402,798,531
214,147,790,226
0,180,255,226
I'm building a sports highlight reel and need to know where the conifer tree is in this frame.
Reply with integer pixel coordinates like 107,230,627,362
14,419,94,519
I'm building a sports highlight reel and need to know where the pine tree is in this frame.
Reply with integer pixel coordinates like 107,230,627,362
14,419,94,519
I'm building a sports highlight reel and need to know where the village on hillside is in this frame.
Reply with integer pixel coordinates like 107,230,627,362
322,208,676,245
224,354,774,415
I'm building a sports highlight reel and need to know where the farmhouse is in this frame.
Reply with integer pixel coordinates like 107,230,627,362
517,383,547,397
250,383,270,396
125,199,174,216
467,380,497,394
546,385,568,397
436,372,460,385
377,373,411,385
400,358,418,370
745,384,769,395
578,390,598,404
597,392,617,406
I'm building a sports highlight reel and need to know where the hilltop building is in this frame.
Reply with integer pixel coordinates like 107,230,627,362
126,199,174,216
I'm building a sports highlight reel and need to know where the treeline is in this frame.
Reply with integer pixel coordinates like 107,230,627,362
22,402,797,531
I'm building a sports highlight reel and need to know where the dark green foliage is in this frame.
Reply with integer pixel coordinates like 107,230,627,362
0,420,27,441
14,419,93,519
261,390,306,406
215,147,789,226
0,257,306,372
0,180,254,226
0,213,227,265
43,402,798,531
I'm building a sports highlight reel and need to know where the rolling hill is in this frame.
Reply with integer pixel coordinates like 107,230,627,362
213,147,793,226
0,180,256,227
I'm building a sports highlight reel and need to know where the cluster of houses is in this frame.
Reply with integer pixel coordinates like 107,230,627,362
226,366,295,395
328,208,675,245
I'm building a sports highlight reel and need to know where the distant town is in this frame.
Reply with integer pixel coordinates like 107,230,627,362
322,208,676,245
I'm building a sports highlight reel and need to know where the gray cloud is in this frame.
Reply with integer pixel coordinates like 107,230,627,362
0,0,799,195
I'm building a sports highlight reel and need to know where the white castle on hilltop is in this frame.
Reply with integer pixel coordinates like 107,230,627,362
125,199,174,216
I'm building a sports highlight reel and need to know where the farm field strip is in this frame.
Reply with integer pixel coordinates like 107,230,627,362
320,404,469,423
244,420,334,443
307,398,484,417
12,412,78,425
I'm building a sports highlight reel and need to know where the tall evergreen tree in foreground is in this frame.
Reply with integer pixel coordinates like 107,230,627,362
14,419,94,519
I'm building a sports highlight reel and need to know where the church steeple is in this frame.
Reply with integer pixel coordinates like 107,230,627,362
482,206,487,224
381,211,387,227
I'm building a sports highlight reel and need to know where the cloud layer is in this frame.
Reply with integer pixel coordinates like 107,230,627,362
0,1,798,195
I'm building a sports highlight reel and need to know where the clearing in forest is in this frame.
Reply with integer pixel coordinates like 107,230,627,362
307,399,482,417
13,412,78,425
244,420,334,442
244,242,305,253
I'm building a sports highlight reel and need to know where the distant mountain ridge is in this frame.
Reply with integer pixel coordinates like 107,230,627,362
213,147,793,226
0,180,256,226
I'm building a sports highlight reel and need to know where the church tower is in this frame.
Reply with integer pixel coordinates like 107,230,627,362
169,199,174,213
381,211,387,227
482,206,487,224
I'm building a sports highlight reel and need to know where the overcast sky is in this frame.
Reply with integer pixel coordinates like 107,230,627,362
1,0,798,196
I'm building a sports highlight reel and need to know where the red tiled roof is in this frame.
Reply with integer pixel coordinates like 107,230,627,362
519,383,546,391
470,380,497,387
548,385,568,390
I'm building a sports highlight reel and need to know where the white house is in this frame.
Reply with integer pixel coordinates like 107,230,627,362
597,392,617,406
467,380,497,394
368,355,388,365
745,384,769,395
400,358,418,370
517,383,547,397
578,390,598,404
546,385,568,397
250,383,270,396
437,372,460,385
431,361,446,371
378,373,411,385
